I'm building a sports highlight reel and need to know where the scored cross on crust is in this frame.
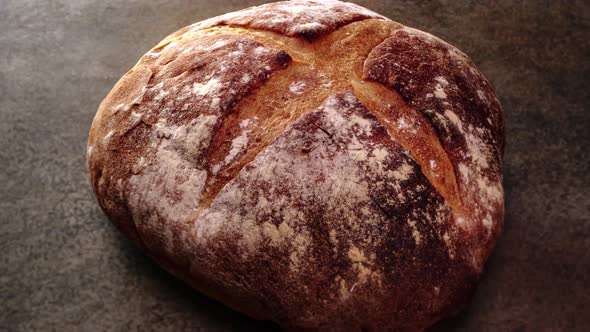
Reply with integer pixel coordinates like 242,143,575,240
88,1,504,330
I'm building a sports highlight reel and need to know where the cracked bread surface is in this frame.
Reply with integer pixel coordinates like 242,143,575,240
87,1,504,330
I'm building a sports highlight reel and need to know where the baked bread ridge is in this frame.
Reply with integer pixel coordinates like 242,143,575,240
87,0,504,330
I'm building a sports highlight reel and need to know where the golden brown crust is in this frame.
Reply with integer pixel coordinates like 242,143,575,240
198,20,400,210
351,78,464,216
88,1,504,330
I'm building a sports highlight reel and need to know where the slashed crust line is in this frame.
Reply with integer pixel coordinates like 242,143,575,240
180,20,464,218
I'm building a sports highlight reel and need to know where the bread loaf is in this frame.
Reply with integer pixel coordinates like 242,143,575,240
87,0,504,330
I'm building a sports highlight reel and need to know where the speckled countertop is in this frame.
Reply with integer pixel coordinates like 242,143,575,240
1,1,589,331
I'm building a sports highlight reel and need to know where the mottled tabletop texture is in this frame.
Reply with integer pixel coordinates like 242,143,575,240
1,1,589,331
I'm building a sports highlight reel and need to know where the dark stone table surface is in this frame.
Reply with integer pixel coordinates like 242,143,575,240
1,1,588,331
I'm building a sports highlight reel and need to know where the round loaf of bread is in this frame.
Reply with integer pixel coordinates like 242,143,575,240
88,0,504,330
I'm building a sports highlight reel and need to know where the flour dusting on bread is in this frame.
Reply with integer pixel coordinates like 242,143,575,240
88,1,504,330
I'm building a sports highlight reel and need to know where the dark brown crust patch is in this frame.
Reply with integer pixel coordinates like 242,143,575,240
364,27,504,163
192,93,477,330
363,27,505,261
